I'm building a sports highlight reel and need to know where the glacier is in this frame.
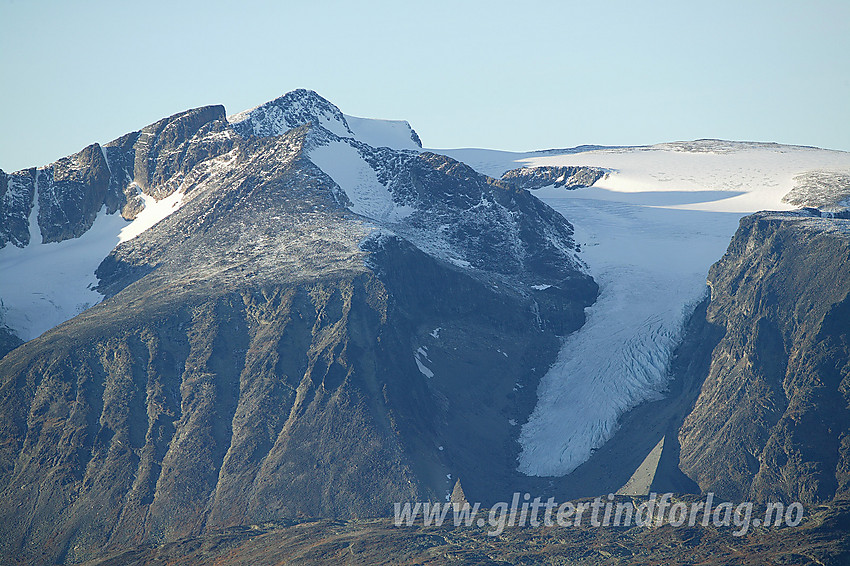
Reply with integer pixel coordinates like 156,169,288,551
0,203,125,341
441,140,850,476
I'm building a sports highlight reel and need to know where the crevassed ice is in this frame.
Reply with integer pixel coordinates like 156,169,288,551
433,142,850,477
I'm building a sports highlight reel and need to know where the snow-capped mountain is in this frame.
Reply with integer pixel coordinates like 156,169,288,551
1,89,850,565
0,90,597,564
1,90,588,342
229,88,422,150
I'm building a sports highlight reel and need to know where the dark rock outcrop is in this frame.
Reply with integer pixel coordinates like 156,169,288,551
348,144,597,313
0,327,22,359
36,143,112,243
130,105,231,199
782,171,850,211
0,105,235,249
501,165,606,191
0,168,36,248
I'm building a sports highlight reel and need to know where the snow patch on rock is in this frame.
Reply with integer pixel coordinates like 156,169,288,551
414,346,434,379
119,185,185,242
310,140,415,222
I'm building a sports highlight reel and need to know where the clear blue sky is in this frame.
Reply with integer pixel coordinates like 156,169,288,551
1,0,849,172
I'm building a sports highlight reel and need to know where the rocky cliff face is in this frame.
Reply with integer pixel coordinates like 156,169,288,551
0,105,233,250
678,210,850,504
35,143,116,243
127,105,232,199
0,169,35,248
0,94,595,564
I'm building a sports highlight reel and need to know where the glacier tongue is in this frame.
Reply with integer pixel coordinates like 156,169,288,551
469,141,850,477
518,191,741,475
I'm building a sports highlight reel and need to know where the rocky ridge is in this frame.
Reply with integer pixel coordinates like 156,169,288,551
501,164,607,191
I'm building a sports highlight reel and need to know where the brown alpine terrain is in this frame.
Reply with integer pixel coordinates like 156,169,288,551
78,498,850,566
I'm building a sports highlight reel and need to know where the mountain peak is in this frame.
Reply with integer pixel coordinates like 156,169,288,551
229,89,422,150
229,89,353,139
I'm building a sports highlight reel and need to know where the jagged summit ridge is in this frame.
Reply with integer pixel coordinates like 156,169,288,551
0,90,419,252
0,90,431,341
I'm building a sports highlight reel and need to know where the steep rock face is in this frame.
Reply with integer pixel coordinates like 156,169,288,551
0,168,36,247
0,105,234,251
129,104,231,199
36,143,113,243
678,211,850,504
1,157,114,247
0,122,594,564
0,327,22,359
100,131,145,219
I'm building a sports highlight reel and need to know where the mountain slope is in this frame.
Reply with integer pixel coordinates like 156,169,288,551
0,94,595,565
